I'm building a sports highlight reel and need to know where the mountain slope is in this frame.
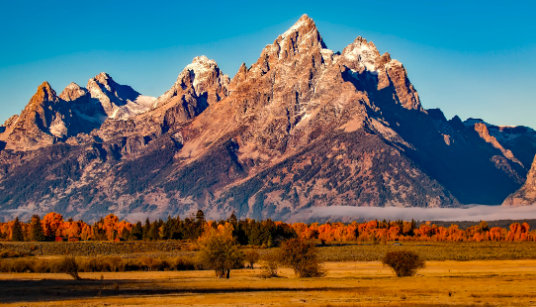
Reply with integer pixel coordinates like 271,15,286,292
503,154,536,206
0,15,532,221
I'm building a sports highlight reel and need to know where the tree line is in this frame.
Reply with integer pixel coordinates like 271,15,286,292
0,211,535,243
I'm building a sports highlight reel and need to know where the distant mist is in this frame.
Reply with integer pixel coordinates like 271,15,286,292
3,205,536,224
290,205,536,223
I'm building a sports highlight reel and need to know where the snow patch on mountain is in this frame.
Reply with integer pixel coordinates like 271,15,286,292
111,95,156,120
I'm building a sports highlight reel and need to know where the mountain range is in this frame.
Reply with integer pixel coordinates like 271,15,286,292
1,15,535,222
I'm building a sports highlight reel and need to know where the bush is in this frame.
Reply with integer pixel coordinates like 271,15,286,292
197,226,245,278
382,250,425,277
59,256,81,280
260,250,279,278
0,255,197,274
0,250,29,258
244,249,260,269
279,238,325,277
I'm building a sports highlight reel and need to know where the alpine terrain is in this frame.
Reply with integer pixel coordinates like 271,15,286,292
1,15,535,221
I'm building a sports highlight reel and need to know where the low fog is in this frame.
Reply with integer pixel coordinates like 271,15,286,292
290,205,536,222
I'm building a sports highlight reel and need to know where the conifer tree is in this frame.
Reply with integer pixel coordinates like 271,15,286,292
130,222,143,240
29,215,45,241
142,218,151,240
148,220,160,240
11,217,24,241
196,210,206,224
228,212,238,226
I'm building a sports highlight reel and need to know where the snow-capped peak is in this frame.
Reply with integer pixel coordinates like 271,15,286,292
342,36,381,72
281,14,313,38
178,56,227,95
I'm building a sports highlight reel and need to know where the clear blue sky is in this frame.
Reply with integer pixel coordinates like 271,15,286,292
1,0,534,128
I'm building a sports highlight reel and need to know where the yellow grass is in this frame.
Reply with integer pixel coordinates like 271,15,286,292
1,260,536,306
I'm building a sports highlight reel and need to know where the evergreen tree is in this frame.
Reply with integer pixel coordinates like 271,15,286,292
142,218,151,240
130,222,143,240
148,220,160,240
11,217,24,241
162,216,174,239
121,227,130,240
228,211,238,226
29,215,45,241
196,210,206,224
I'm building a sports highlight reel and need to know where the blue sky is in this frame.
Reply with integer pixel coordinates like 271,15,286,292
1,0,534,128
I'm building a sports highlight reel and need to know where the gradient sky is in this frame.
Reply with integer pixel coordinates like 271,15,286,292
1,0,534,128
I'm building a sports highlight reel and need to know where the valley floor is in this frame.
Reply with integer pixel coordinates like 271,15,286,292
1,260,536,306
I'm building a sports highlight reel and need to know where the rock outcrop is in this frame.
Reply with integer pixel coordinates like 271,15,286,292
503,155,536,206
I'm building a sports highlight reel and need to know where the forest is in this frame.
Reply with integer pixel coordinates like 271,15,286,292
1,210,535,244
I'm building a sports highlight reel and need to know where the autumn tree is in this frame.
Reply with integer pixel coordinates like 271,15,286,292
197,223,244,278
103,214,119,241
29,215,45,241
42,212,64,238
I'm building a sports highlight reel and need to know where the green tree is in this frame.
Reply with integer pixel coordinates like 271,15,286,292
11,217,24,241
120,227,130,240
196,210,206,224
228,211,238,226
142,218,151,240
129,222,143,240
29,215,45,241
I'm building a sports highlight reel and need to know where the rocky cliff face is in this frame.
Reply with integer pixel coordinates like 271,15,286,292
0,15,533,221
503,155,536,206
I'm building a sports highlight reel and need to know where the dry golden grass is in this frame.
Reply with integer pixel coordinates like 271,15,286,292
0,260,536,306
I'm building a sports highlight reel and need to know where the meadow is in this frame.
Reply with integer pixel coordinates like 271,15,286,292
3,241,536,261
2,215,536,306
0,260,535,306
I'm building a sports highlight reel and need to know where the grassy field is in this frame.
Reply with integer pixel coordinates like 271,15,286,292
1,260,536,306
3,241,536,261
316,241,536,261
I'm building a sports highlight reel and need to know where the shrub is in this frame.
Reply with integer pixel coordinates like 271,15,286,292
382,250,425,277
59,256,81,280
279,238,325,277
0,250,29,258
260,250,279,278
244,249,260,269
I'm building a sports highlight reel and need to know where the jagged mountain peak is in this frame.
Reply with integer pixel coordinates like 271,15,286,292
59,82,88,102
180,56,228,94
86,72,143,118
280,14,324,45
87,72,116,92
274,14,327,57
152,56,229,114
245,15,330,79
94,72,112,84
31,82,58,105
341,36,381,72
